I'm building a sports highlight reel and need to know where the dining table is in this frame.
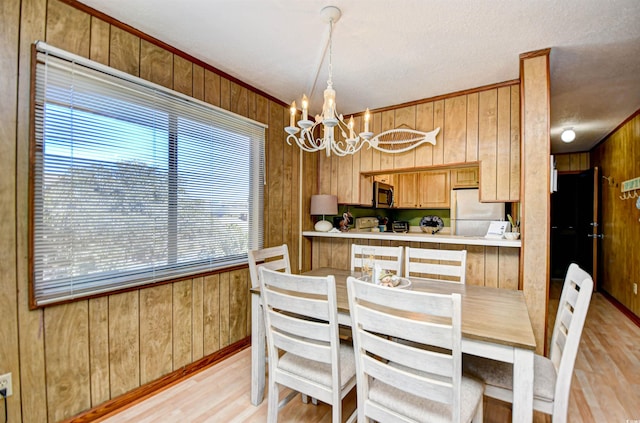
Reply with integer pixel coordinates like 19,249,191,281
250,267,537,422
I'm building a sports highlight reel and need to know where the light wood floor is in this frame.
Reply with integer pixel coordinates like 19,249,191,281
98,282,640,422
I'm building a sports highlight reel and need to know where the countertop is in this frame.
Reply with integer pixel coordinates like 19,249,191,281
302,230,521,248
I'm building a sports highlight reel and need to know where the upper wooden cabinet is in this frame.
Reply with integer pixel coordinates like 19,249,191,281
451,167,479,189
395,170,450,209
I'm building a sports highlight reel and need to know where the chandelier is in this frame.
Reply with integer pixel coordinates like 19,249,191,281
285,6,440,157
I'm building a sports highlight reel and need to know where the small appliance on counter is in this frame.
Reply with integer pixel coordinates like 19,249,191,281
355,217,379,231
392,221,409,233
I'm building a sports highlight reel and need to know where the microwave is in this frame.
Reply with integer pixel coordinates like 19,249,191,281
373,181,394,208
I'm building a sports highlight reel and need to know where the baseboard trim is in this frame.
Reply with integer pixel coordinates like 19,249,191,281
600,289,640,328
63,337,251,423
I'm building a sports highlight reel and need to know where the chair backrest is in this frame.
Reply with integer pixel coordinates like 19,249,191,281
404,247,467,283
350,244,404,276
248,244,291,288
549,263,593,417
259,267,343,395
347,276,464,422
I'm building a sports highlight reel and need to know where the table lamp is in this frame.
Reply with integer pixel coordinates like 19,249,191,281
310,194,338,232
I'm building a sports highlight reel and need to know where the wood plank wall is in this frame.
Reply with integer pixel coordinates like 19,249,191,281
520,50,551,356
311,238,520,290
318,83,521,205
1,0,315,421
591,111,640,318
555,152,590,172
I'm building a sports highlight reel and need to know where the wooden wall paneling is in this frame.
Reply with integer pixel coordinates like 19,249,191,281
108,291,140,397
330,138,340,196
46,0,90,56
350,115,362,205
443,96,467,165
230,82,248,117
371,111,383,170
313,237,334,269
16,1,48,421
331,238,350,270
192,276,204,361
432,100,445,165
89,297,110,406
247,90,257,121
192,64,205,101
393,105,417,169
380,110,395,170
302,150,317,271
466,93,479,162
465,245,486,286
219,272,230,348
580,152,590,170
498,247,520,290
415,102,435,167
337,147,354,204
478,89,498,201
140,40,173,88
569,153,581,171
0,0,20,421
267,101,284,247
484,246,500,288
290,123,301,272
520,50,551,355
173,55,193,96
555,154,570,171
109,26,139,76
496,86,512,200
204,69,221,107
318,147,332,194
173,279,193,369
220,77,231,110
89,16,110,65
359,114,374,204
229,269,249,343
202,274,220,356
139,284,173,385
281,111,294,264
44,302,91,421
510,85,521,200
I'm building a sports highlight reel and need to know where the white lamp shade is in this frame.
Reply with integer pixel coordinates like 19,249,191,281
310,194,337,232
310,194,338,215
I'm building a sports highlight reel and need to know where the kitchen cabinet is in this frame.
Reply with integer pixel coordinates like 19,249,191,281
451,167,479,189
395,170,450,208
374,174,395,185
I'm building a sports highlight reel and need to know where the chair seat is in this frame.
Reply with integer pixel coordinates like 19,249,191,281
463,353,557,402
278,342,356,390
368,375,484,423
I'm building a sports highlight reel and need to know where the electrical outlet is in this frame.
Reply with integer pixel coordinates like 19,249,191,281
0,372,12,397
634,283,638,296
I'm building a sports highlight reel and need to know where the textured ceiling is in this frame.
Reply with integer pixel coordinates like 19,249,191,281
79,0,640,154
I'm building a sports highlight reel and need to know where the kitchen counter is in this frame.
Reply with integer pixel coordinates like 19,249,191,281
302,230,521,248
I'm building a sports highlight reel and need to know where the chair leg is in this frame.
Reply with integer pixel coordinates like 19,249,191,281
312,397,318,405
267,380,279,423
471,397,483,423
302,394,309,404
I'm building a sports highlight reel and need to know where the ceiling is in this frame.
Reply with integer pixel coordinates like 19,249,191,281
80,0,640,154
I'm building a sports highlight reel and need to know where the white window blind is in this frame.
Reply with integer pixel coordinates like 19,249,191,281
31,41,266,307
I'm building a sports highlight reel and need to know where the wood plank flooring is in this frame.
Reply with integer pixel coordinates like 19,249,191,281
97,281,640,422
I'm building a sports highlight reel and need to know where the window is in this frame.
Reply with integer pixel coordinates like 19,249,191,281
30,42,266,307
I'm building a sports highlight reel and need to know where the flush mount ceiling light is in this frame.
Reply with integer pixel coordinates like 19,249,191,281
284,6,440,157
561,128,576,143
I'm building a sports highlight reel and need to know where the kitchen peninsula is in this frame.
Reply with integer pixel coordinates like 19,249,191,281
304,230,521,289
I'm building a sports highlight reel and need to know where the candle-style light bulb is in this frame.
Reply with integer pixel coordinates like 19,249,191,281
301,94,308,121
364,108,371,133
289,101,296,127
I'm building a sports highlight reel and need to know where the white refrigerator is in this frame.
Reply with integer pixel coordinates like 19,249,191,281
451,189,505,236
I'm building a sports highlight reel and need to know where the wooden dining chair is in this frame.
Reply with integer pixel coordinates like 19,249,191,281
248,244,291,404
347,276,484,423
404,246,467,283
464,263,594,423
350,244,404,277
260,267,357,423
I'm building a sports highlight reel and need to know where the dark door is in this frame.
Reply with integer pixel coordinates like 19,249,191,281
550,168,600,286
